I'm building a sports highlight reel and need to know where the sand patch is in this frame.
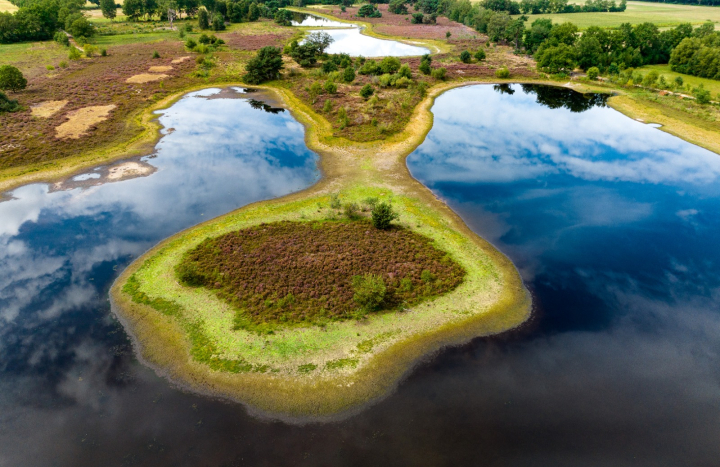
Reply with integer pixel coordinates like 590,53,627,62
107,161,154,180
31,100,68,118
55,105,116,139
126,73,168,83
148,66,173,72
171,56,191,64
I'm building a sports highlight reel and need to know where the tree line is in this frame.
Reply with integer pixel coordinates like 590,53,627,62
670,24,720,80
0,0,86,43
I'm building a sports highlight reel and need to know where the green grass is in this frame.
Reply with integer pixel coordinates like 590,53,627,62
641,64,720,96
92,31,182,46
514,1,720,29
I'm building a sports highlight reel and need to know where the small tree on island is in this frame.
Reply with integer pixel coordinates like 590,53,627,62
0,66,27,93
352,273,386,313
243,47,284,84
371,201,398,230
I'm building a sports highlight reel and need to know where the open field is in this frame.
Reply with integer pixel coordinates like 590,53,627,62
514,1,720,29
640,64,720,96
0,0,17,12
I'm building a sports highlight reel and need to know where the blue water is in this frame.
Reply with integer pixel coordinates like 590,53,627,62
1,84,719,465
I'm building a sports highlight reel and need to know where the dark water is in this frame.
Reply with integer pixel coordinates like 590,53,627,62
1,84,719,466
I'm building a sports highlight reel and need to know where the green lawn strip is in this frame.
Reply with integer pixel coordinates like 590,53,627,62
640,64,720,96
515,1,720,29
130,185,502,375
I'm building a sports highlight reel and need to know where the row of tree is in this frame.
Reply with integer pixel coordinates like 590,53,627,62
670,26,720,80
0,0,86,43
532,21,714,75
479,0,625,14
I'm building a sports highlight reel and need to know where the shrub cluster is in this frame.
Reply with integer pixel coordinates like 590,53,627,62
176,221,466,329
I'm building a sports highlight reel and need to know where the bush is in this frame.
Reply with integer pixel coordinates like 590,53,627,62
371,201,399,230
152,50,160,59
0,65,26,92
359,60,380,75
380,56,401,74
176,262,207,287
586,66,599,80
198,8,209,29
212,14,225,31
54,31,69,47
324,80,337,94
100,48,107,57
360,83,374,99
474,49,486,61
337,106,349,129
419,57,431,75
398,63,412,79
59,61,68,68
352,274,386,312
693,84,711,104
84,44,98,57
343,202,360,219
185,38,197,49
68,47,82,60
243,47,284,84
46,65,54,71
0,91,20,113
389,0,408,13
431,67,446,80
323,98,333,112
358,4,381,17
495,67,510,78
460,50,471,63
322,60,338,73
343,65,355,83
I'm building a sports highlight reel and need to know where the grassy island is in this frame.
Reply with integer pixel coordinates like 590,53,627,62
109,80,531,419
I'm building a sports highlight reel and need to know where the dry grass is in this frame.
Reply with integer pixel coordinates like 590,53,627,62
171,56,191,64
126,73,169,83
148,65,173,72
55,105,116,139
31,100,68,118
0,0,17,12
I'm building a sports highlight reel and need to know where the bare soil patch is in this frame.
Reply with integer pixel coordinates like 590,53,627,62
148,65,173,72
171,56,191,64
55,105,117,139
126,73,169,83
31,100,68,118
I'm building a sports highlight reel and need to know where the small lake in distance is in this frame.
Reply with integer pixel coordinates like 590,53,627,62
293,13,430,57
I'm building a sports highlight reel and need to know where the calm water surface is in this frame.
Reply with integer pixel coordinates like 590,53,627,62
294,14,430,57
1,84,719,466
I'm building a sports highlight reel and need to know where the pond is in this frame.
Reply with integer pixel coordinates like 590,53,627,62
291,12,349,28
1,84,718,465
295,14,430,57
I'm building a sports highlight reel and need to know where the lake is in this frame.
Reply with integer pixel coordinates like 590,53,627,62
0,84,718,465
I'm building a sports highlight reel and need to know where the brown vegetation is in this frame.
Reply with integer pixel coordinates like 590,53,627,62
0,41,197,171
177,220,466,327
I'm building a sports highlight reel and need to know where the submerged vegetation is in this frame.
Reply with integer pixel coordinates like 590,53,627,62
176,219,466,331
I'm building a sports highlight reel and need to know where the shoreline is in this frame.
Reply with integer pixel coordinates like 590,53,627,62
107,81,532,421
